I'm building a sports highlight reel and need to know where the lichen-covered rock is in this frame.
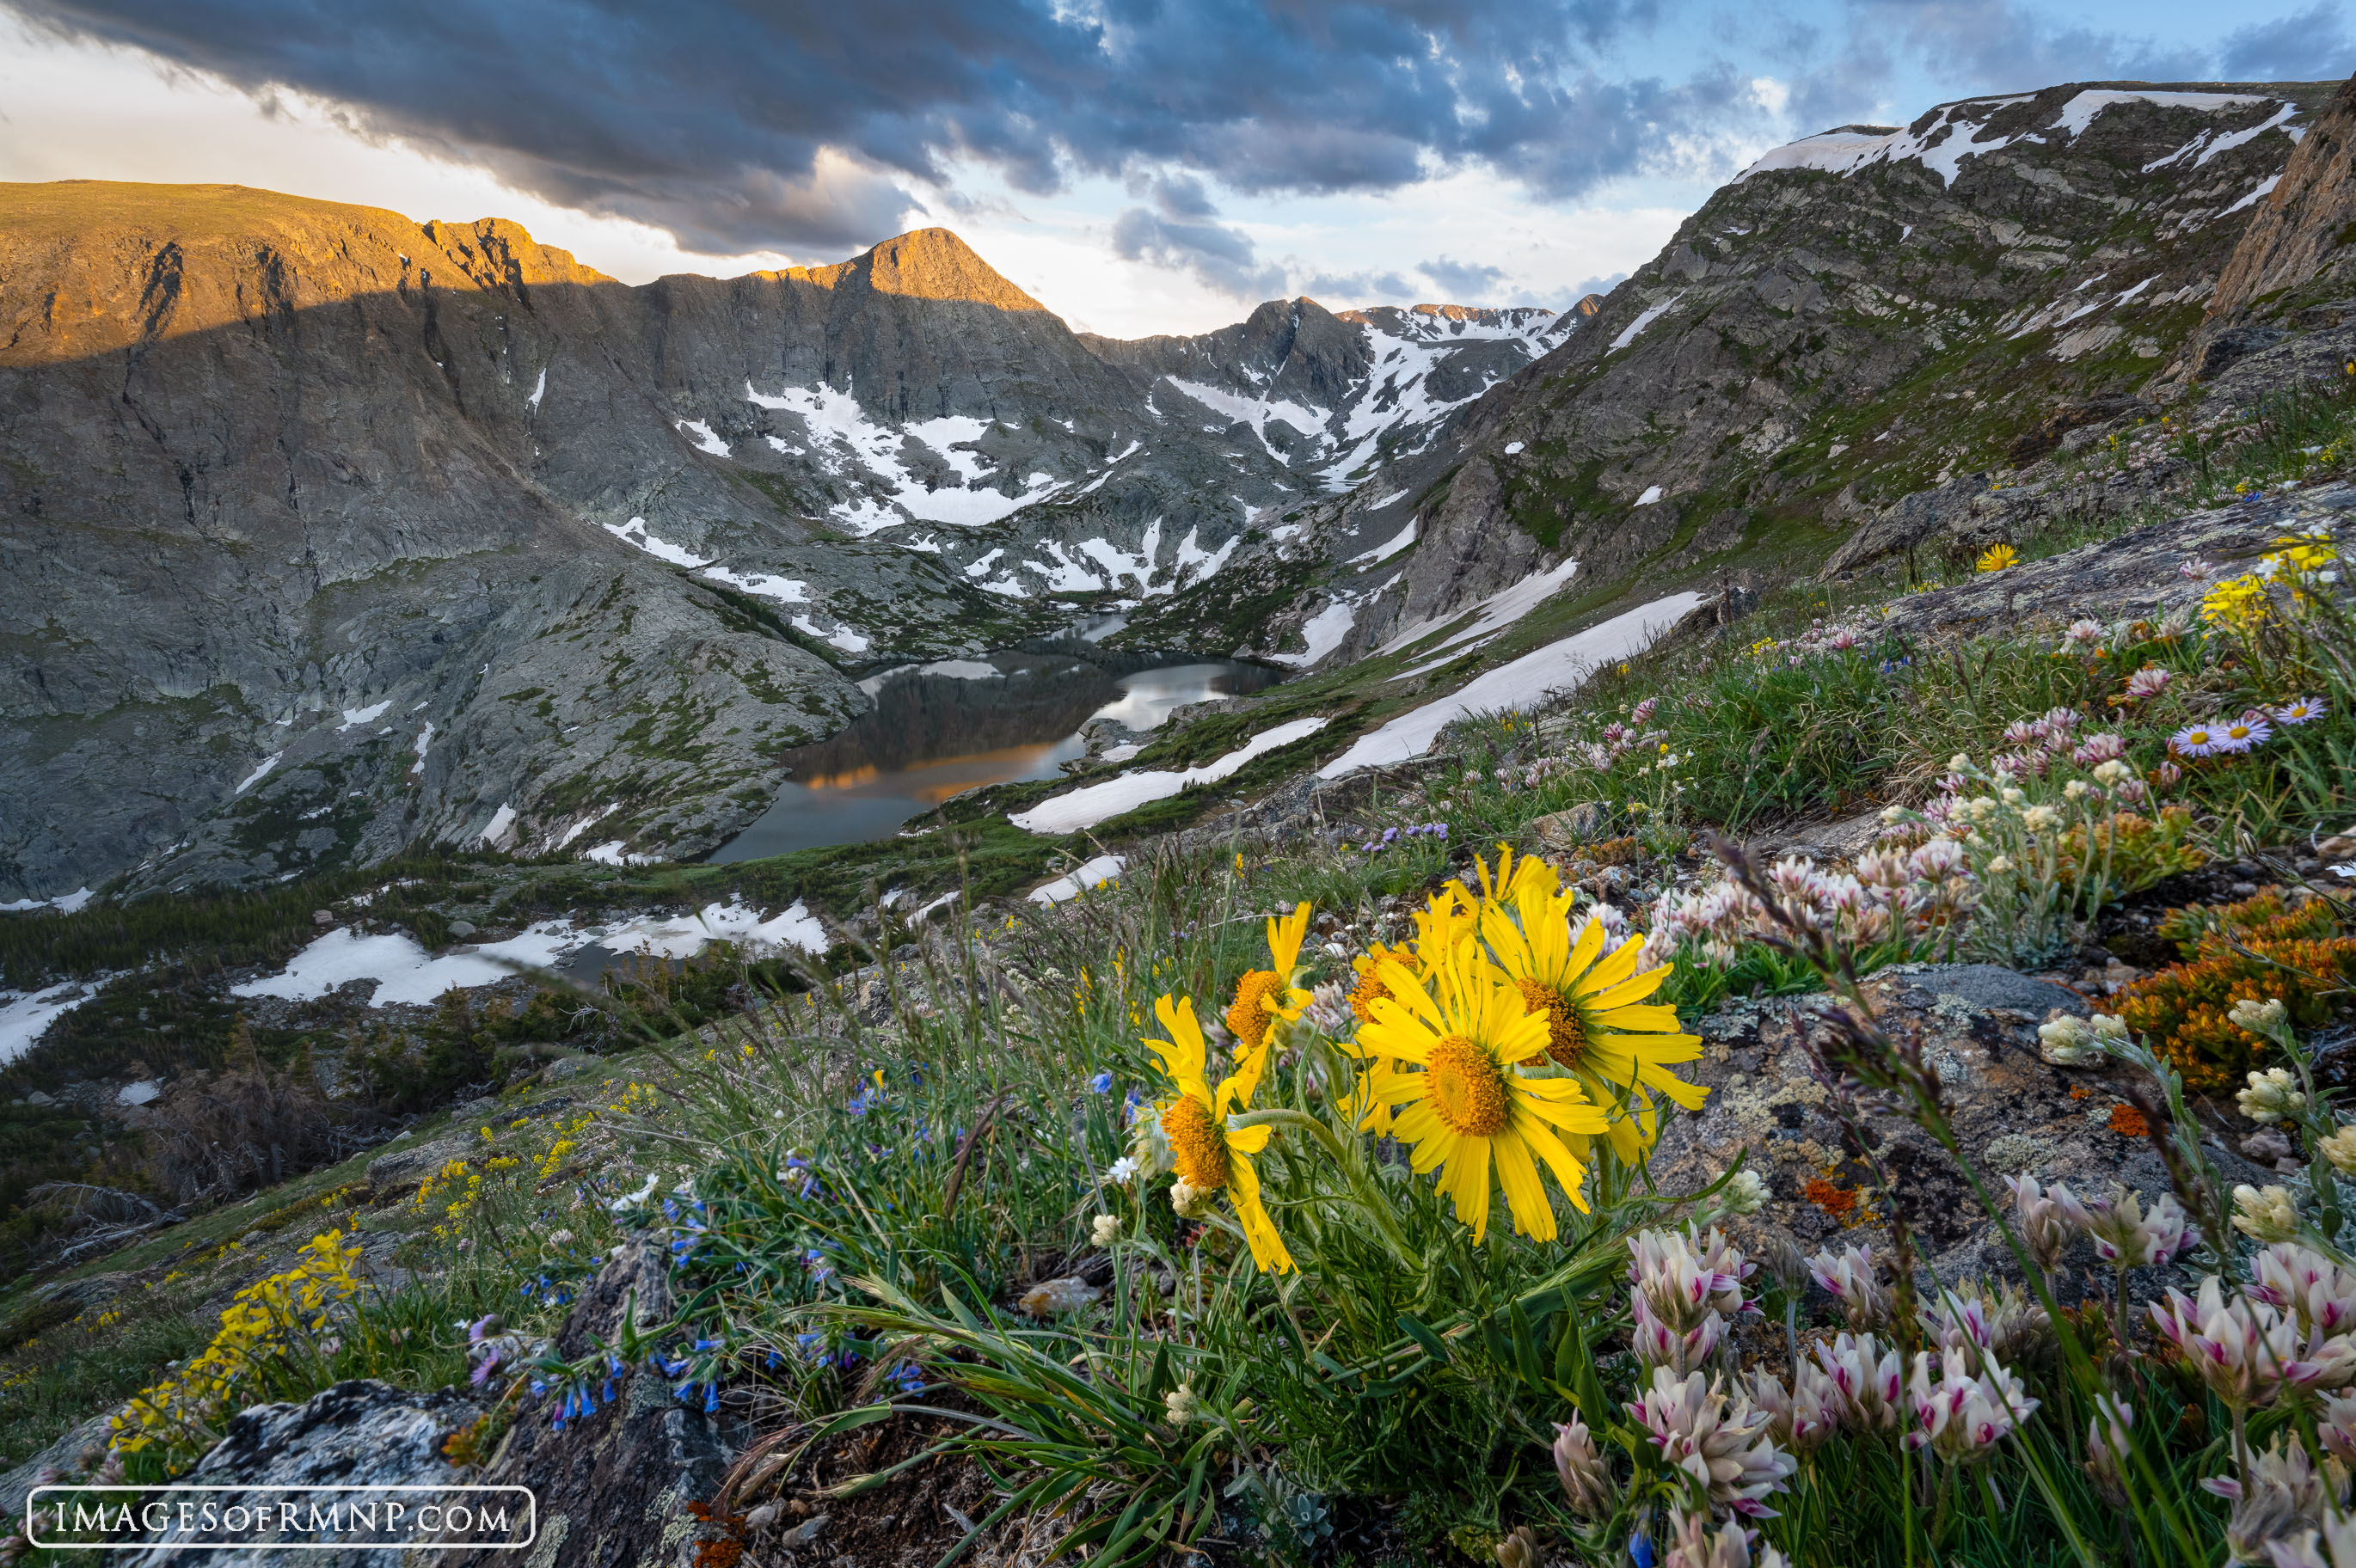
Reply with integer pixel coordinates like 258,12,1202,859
1648,963,2273,1292
115,1381,482,1568
445,1240,732,1568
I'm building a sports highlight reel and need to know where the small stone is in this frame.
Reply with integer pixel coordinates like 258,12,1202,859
311,909,334,927
2240,1128,2297,1167
447,920,478,939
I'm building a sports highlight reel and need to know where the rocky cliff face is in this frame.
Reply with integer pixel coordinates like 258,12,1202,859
1162,80,2335,669
2187,74,2356,373
0,183,1568,899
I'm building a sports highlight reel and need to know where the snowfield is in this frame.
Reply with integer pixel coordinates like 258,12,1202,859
1323,592,1703,777
1010,717,1330,836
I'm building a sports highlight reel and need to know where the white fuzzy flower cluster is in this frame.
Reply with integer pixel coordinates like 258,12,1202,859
2241,1067,2310,1124
1646,846,1973,968
2035,1011,2129,1066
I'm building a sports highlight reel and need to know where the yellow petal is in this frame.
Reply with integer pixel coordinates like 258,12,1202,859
1224,1122,1274,1155
1448,1136,1494,1243
1492,1129,1558,1243
1584,964,1672,1011
1573,934,1647,997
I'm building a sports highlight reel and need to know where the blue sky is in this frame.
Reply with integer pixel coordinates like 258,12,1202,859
0,0,2345,335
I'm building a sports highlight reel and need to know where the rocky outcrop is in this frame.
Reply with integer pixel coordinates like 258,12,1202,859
447,1240,732,1568
2188,75,2356,373
1649,964,2273,1290
1872,479,2355,642
1169,80,2337,671
117,1381,483,1568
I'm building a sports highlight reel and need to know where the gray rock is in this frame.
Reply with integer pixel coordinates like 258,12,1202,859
445,1240,733,1568
0,1411,117,1519
117,1381,482,1568
1889,963,2088,1018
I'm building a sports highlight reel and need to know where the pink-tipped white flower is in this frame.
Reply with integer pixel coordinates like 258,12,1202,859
2052,1183,2193,1270
2072,731,2127,764
1660,1508,1789,1568
1629,1226,1754,1331
2249,1244,2356,1340
2125,665,2172,700
1905,1347,2039,1465
2064,618,2103,646
2206,1435,2332,1565
2150,1277,2356,1408
2083,1398,2133,1510
1748,1361,1843,1454
1813,1332,1904,1431
2321,1390,2356,1469
1807,1244,1889,1331
1926,1281,2050,1370
1628,1367,1796,1520
2009,1173,2076,1275
1551,1412,1616,1519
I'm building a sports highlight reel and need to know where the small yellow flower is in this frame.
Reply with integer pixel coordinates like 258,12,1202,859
1976,543,2019,573
1224,901,1315,1052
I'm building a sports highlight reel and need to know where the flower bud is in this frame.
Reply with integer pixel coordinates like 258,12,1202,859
2233,1184,2304,1245
2231,996,2291,1033
2240,1069,2309,1126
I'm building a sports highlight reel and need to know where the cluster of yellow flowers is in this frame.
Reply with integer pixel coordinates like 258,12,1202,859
112,1231,361,1456
1139,848,1708,1271
2202,528,2341,631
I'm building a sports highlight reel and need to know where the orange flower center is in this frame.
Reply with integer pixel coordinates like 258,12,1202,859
1349,966,1390,1024
1515,977,1587,1069
1226,970,1285,1049
1163,1096,1229,1191
1426,1034,1512,1137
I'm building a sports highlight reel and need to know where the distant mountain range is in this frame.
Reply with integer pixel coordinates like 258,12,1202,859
0,78,2339,903
0,186,1577,898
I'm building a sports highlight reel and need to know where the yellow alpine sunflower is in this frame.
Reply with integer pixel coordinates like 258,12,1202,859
1468,848,1707,1167
1353,941,1610,1243
1145,993,1293,1272
1224,900,1316,1054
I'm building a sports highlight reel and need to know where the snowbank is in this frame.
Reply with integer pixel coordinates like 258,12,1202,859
1320,592,1703,778
1028,854,1127,904
1011,717,1330,836
230,899,831,1008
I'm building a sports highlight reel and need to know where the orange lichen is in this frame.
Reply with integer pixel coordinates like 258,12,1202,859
1804,1178,1858,1221
2108,1104,2150,1138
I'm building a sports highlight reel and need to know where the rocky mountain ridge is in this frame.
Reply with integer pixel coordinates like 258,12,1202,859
1157,78,2337,669
0,186,1568,901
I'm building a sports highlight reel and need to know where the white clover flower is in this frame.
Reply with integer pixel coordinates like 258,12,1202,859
1905,1346,2039,1466
2083,1399,2133,1510
2206,1436,2332,1566
2008,1173,2076,1275
2240,1069,2309,1125
2092,758,2133,785
1814,1331,1904,1431
2249,1243,2356,1339
1628,1367,1796,1520
2234,1185,2305,1245
2052,1184,2193,1269
1551,1414,1617,1519
2063,779,2091,801
1807,1243,1888,1332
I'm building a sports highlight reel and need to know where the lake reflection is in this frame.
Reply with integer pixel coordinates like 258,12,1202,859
708,655,1274,860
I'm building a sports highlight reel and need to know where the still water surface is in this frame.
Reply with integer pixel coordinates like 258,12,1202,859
709,658,1271,860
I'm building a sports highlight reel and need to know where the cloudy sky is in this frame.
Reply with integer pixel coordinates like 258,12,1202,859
0,0,2345,337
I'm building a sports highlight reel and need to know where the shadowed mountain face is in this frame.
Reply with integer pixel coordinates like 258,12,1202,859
0,183,1553,899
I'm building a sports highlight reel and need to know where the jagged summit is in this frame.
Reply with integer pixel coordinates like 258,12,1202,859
768,226,1049,314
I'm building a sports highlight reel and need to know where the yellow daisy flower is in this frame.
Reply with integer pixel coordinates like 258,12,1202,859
1353,942,1609,1243
1468,849,1707,1167
1224,900,1316,1054
1145,993,1293,1273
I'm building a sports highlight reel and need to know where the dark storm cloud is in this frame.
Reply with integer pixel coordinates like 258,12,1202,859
6,0,1770,255
1110,206,1286,297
